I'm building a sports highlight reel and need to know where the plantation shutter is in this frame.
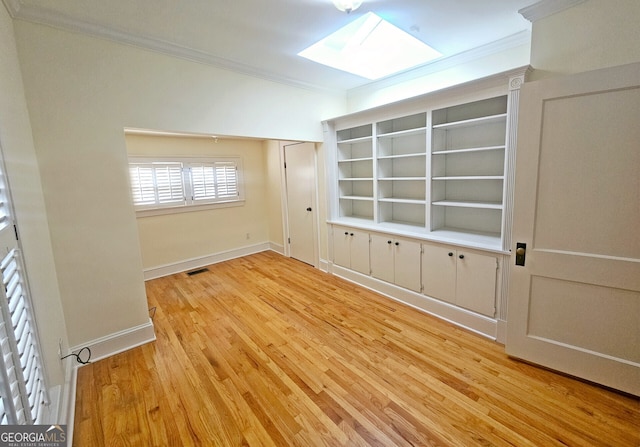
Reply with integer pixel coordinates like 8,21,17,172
0,144,49,425
129,162,185,208
0,250,48,425
190,162,238,202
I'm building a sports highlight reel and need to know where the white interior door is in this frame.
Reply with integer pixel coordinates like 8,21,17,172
506,63,640,396
284,142,317,266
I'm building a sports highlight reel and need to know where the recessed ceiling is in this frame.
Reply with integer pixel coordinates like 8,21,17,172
5,0,536,91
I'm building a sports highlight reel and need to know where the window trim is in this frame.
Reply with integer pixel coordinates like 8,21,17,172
128,157,245,217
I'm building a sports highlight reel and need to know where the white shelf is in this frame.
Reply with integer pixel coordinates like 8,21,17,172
432,113,507,130
340,195,374,201
379,177,426,181
338,157,374,163
432,145,505,155
339,178,374,181
337,135,373,144
432,200,502,210
428,227,502,249
378,153,426,160
379,198,427,204
377,127,427,139
432,176,504,181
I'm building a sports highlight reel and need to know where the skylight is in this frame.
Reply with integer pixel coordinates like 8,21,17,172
298,12,442,80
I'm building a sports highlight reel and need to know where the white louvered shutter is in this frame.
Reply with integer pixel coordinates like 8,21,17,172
129,162,185,208
0,249,48,424
190,162,238,202
0,145,49,425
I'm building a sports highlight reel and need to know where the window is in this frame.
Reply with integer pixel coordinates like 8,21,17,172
128,158,244,215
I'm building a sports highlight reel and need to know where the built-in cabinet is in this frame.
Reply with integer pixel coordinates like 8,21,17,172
325,68,528,340
421,243,497,317
332,226,370,275
370,234,421,292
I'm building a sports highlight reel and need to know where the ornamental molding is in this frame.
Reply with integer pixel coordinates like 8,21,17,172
519,0,588,23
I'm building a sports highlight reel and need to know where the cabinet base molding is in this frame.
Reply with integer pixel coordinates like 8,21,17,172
331,264,498,340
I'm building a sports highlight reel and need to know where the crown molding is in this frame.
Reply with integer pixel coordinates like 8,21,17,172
518,0,588,23
7,2,344,94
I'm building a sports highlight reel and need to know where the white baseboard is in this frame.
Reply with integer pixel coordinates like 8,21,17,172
69,318,156,363
331,264,498,340
269,242,285,255
143,242,272,280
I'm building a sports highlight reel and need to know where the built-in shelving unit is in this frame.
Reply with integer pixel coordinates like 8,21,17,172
377,112,427,228
325,68,527,252
324,67,529,341
429,96,508,247
336,124,374,222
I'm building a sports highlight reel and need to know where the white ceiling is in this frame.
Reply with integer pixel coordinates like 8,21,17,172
6,0,536,91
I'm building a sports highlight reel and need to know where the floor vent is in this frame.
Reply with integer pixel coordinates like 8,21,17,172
187,268,209,276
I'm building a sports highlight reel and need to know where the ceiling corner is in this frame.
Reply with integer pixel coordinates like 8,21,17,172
2,0,22,17
519,0,588,23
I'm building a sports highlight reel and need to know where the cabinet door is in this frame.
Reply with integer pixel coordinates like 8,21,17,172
370,234,394,283
349,229,371,275
456,251,497,316
332,227,351,268
421,244,456,304
394,238,422,292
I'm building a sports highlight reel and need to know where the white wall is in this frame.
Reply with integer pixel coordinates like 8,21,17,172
13,21,346,349
529,0,640,81
347,42,530,113
264,140,285,250
0,7,68,387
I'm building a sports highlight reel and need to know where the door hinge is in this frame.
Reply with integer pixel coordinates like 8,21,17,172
288,237,291,244
284,162,287,169
13,224,18,241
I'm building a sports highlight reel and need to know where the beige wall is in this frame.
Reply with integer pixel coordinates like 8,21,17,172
264,140,285,248
529,0,640,81
13,21,344,348
0,7,68,386
126,134,276,269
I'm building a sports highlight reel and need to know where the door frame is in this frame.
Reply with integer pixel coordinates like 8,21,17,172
280,141,320,268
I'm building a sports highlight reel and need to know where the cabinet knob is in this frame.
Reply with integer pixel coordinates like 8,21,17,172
350,233,354,236
387,240,392,244
395,242,400,246
344,231,349,235
448,252,454,257
306,207,312,212
459,254,465,259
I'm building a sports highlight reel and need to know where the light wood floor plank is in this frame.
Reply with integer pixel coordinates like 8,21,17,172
73,251,640,446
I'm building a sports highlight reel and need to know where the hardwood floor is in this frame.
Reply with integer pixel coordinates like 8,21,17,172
73,251,640,446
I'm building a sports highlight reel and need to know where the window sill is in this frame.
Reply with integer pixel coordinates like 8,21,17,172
135,200,245,218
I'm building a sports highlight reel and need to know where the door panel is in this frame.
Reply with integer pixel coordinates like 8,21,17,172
422,244,456,304
456,251,496,317
394,238,421,292
285,143,317,266
332,227,351,269
506,62,640,396
350,230,370,275
370,234,394,283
